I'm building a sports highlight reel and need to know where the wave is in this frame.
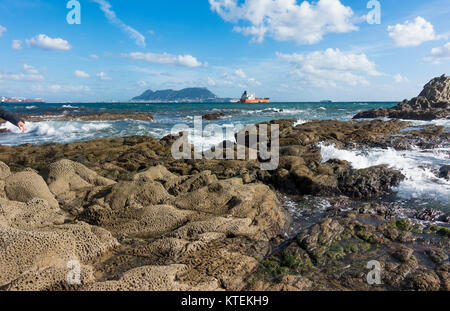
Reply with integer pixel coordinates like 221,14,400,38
319,143,450,207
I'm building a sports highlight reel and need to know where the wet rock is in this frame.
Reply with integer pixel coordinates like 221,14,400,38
354,75,450,121
405,270,441,291
202,113,225,120
439,165,450,180
415,208,449,223
425,248,448,264
337,165,405,199
391,245,414,262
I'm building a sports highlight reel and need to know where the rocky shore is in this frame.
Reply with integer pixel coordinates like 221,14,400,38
0,115,448,291
0,112,154,124
354,75,450,121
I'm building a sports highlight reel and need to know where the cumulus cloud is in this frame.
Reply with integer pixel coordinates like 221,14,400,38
388,17,444,47
209,0,358,44
393,74,409,83
0,24,6,37
277,48,381,87
123,52,204,68
208,68,261,87
92,0,146,48
137,81,147,87
425,42,450,63
75,70,90,78
12,40,22,50
90,54,99,59
26,34,72,51
0,64,44,82
96,72,111,81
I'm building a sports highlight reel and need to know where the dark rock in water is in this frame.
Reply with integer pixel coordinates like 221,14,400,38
0,128,11,134
439,165,450,180
354,74,450,121
337,165,405,199
202,113,225,120
17,112,154,122
415,208,449,223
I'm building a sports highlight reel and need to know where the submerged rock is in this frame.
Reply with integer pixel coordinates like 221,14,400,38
354,74,450,121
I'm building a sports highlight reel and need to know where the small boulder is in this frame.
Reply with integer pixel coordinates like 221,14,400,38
5,171,59,208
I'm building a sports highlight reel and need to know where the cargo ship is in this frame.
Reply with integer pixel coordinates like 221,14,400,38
239,91,270,103
1,96,45,104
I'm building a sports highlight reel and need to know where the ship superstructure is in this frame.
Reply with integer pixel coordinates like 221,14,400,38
239,91,270,103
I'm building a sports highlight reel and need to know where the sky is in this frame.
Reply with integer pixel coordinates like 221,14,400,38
0,0,450,102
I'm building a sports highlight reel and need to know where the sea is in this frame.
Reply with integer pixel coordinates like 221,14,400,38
0,101,449,213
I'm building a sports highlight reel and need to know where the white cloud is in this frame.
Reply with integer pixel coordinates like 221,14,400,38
42,84,91,93
123,52,204,68
394,74,409,83
388,17,444,47
89,54,99,59
209,68,261,87
277,48,381,87
75,70,90,78
209,0,358,44
26,34,72,51
0,25,6,37
137,81,147,87
96,72,111,81
0,64,44,82
12,40,22,50
425,42,450,63
234,69,247,79
92,0,146,48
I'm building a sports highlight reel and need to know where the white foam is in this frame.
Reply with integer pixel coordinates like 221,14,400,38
319,143,450,202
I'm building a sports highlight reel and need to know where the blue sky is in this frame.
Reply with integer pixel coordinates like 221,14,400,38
0,0,449,102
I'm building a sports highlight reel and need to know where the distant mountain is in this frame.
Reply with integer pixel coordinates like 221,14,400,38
131,87,221,102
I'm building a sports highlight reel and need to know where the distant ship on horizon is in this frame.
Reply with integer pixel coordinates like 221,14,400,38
1,96,45,104
238,91,270,103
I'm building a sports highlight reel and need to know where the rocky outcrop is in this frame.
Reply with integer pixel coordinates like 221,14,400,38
354,74,450,121
0,158,287,291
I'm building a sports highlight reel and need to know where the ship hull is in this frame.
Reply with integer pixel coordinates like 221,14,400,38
240,99,270,103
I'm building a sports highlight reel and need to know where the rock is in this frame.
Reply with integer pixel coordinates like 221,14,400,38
415,208,449,223
391,245,414,262
405,270,441,291
0,198,66,230
354,75,450,121
45,160,116,205
82,264,219,291
202,113,225,120
0,128,11,134
439,165,450,180
337,165,405,199
0,222,118,287
132,165,177,182
425,248,448,264
5,171,59,208
0,161,11,180
104,179,174,210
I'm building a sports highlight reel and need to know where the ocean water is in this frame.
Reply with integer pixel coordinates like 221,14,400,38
0,101,449,211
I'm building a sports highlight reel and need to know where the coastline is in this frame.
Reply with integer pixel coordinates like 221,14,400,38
0,114,448,291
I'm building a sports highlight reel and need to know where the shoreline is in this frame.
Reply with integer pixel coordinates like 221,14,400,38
0,116,448,291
